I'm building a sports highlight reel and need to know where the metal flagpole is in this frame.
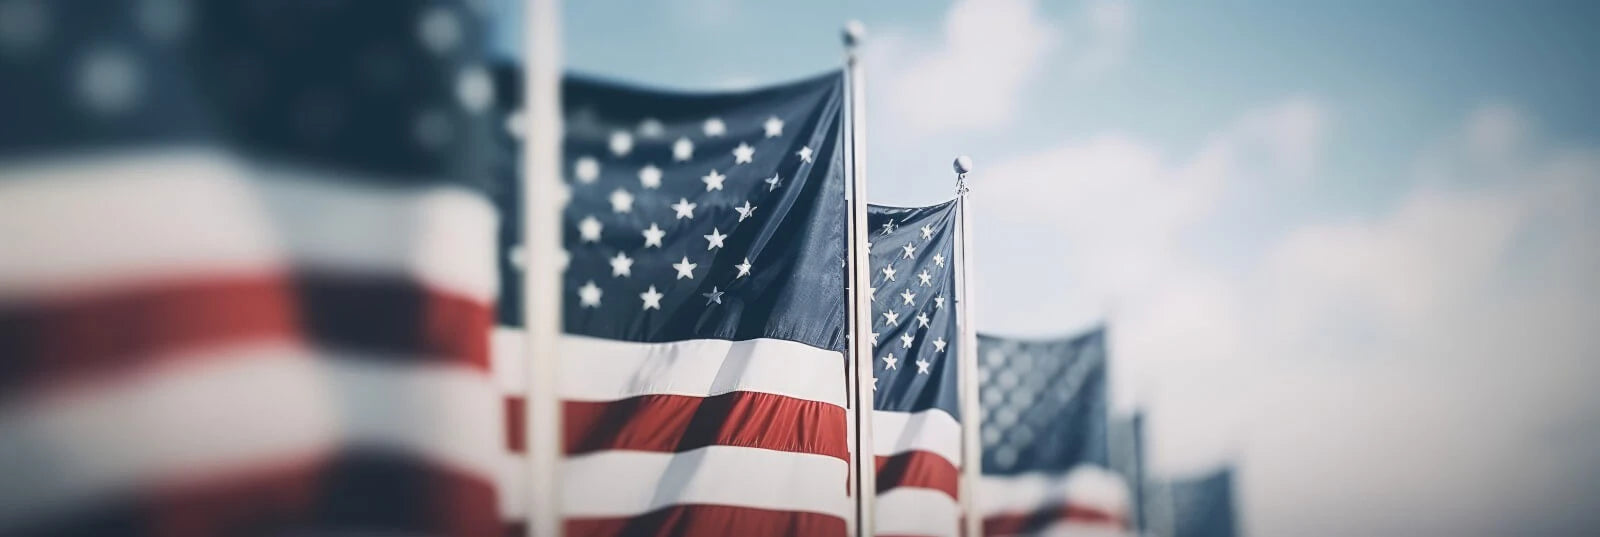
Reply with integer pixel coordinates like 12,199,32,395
842,20,877,537
951,156,982,537
522,0,563,535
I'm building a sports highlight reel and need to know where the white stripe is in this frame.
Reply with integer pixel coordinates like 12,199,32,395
0,150,498,302
1030,522,1132,537
872,408,962,467
877,487,960,537
0,343,501,530
491,326,529,393
978,465,1129,517
552,334,846,407
562,446,850,520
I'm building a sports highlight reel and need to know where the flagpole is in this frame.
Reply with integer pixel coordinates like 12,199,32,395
951,155,982,537
842,20,877,537
522,0,563,535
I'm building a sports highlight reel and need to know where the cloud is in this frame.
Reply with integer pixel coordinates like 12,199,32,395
974,99,1600,535
865,0,1058,135
971,97,1328,336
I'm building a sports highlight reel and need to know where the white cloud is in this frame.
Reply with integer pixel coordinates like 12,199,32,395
973,100,1600,535
866,0,1057,135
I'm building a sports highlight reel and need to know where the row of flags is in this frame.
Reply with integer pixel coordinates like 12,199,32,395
0,2,1238,536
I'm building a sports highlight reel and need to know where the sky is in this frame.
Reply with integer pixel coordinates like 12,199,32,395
494,1,1600,535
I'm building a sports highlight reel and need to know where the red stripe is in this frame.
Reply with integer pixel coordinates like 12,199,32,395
0,273,491,398
11,451,500,537
982,503,1125,536
567,504,846,537
875,450,960,500
563,391,848,461
504,395,527,453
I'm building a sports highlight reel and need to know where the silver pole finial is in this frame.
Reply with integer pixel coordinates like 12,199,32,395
954,155,973,194
843,20,866,50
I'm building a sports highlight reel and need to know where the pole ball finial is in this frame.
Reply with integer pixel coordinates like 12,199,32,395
953,155,974,175
843,20,866,48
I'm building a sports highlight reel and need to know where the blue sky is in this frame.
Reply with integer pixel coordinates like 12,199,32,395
495,1,1600,535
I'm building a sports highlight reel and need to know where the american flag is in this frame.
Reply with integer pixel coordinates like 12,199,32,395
1145,468,1238,537
493,71,852,536
867,202,966,537
978,328,1130,536
1,1,504,535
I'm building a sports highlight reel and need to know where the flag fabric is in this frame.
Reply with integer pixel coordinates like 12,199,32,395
1108,412,1149,534
866,201,966,537
1,1,505,535
978,328,1130,536
493,71,852,536
1153,468,1238,537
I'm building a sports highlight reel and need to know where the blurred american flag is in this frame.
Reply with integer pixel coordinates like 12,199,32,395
0,1,505,534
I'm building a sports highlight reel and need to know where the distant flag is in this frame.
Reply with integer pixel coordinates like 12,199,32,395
0,1,504,535
1150,468,1238,537
868,201,965,537
1109,412,1150,534
493,71,852,536
978,328,1130,536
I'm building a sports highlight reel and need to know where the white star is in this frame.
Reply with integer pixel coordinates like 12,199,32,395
765,174,782,191
637,118,664,138
918,270,933,286
933,338,947,352
880,220,897,236
609,251,633,277
638,164,662,189
882,353,898,370
763,116,784,138
900,289,916,306
872,376,879,391
734,201,756,222
642,223,665,248
920,224,934,240
702,169,726,191
557,249,570,270
796,145,813,163
703,228,727,250
732,142,755,164
702,286,725,305
703,117,726,137
577,280,601,308
556,182,572,206
735,257,752,278
882,310,900,326
672,257,697,280
609,130,633,156
915,358,931,375
578,215,602,243
640,285,664,310
673,137,694,161
916,312,930,328
900,333,914,349
868,285,877,301
870,331,881,346
609,188,634,213
881,265,897,282
934,295,946,309
507,244,527,270
671,198,697,219
933,253,946,268
574,156,599,183
901,242,916,259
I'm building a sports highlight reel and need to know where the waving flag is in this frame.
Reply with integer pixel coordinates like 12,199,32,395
494,71,851,536
866,202,965,537
1109,412,1149,534
978,328,1129,536
1148,468,1238,537
0,1,504,535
